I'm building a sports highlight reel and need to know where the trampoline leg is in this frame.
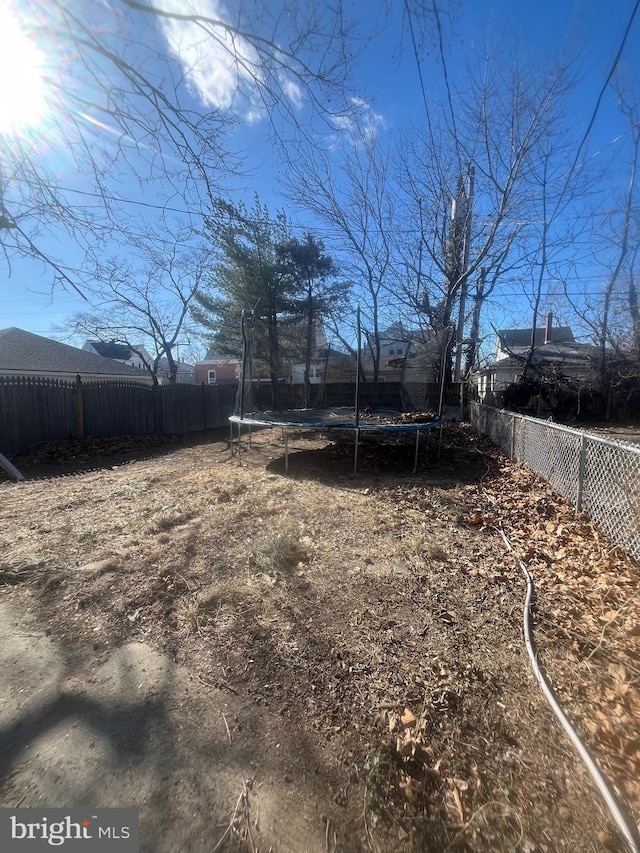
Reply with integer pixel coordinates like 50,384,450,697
413,431,420,474
248,425,253,448
284,428,289,473
237,422,243,465
229,421,234,455
354,427,360,476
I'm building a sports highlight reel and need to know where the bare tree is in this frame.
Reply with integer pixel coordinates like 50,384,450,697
284,107,395,381
1,0,358,293
395,45,580,381
67,227,208,383
562,92,640,414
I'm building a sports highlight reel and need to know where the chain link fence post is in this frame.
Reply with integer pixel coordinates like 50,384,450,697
576,433,587,512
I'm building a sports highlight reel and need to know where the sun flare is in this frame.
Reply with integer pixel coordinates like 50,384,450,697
0,7,47,134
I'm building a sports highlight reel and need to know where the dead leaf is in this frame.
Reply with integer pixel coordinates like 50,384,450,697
450,783,464,823
401,708,417,726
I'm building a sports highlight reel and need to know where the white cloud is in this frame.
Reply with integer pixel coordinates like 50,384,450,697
331,97,386,145
281,76,304,111
155,0,306,122
156,0,263,117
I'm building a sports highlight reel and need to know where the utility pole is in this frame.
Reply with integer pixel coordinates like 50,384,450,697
453,165,474,383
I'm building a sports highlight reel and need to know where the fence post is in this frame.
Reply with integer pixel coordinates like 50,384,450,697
75,375,84,439
153,382,164,434
576,433,587,512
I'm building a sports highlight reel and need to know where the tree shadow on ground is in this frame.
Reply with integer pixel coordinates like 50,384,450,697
0,611,347,852
4,429,230,482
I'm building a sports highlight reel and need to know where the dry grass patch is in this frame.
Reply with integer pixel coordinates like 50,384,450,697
246,527,308,577
1,426,638,852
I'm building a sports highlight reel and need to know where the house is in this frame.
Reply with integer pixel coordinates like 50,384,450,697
196,315,331,386
84,341,195,384
156,358,196,385
495,313,574,361
361,324,441,382
282,315,332,385
0,328,154,384
194,347,241,385
82,340,152,372
476,314,594,402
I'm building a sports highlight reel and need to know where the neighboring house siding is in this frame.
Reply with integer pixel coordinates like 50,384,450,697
156,359,196,385
291,361,325,384
475,321,604,403
194,360,239,385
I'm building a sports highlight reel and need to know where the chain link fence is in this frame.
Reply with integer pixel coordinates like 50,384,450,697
470,402,640,563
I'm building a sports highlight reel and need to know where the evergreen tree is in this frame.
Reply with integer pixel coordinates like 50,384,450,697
276,234,348,406
194,196,296,408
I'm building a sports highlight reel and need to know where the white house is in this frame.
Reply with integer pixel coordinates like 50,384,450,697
362,324,442,383
495,314,574,361
476,315,596,402
156,358,196,384
82,340,152,372
83,341,195,384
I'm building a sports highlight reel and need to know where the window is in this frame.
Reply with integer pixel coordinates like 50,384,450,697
208,369,216,384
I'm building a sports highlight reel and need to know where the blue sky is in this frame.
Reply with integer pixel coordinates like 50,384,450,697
1,0,639,355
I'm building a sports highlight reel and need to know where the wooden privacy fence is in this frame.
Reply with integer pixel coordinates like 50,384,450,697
0,376,237,455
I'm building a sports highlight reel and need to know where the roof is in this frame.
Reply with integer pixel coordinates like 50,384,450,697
497,326,574,350
0,328,152,378
480,340,599,374
85,340,135,360
201,347,241,362
157,358,194,371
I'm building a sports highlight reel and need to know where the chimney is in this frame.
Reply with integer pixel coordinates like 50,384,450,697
544,311,553,344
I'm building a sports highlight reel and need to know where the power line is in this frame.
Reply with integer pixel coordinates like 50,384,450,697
567,0,640,179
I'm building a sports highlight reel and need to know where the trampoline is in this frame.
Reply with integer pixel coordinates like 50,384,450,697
229,407,443,475
229,308,444,475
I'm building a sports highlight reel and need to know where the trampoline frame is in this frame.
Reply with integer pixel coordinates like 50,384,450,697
228,412,443,475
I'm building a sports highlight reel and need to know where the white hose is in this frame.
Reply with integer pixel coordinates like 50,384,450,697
499,528,640,852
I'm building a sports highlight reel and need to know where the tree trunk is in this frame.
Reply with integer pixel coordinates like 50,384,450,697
166,349,178,384
464,268,487,377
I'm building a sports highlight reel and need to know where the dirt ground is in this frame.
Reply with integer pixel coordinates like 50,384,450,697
0,424,639,852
